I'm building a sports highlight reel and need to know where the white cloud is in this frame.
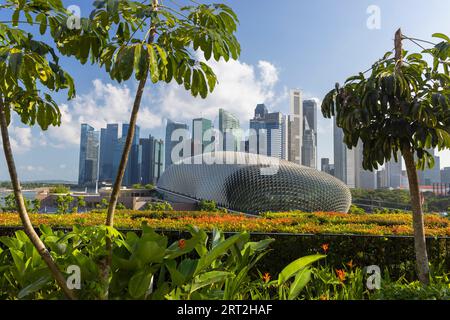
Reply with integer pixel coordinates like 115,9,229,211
20,165,44,172
3,58,284,152
153,58,282,126
10,127,32,153
43,79,162,146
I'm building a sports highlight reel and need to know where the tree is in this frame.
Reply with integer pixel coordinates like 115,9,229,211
45,0,240,297
31,198,41,213
77,196,86,212
322,29,450,284
198,199,218,212
49,0,240,227
56,194,74,214
116,202,126,210
0,1,76,299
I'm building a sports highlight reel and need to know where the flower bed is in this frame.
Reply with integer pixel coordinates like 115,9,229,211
0,210,449,237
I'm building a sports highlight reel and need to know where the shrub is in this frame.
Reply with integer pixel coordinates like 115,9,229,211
348,205,365,215
198,200,218,212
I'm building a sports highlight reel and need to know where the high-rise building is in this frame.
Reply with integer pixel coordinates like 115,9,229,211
218,109,241,152
288,90,303,165
417,149,441,185
442,167,450,184
302,116,316,168
99,124,119,183
192,118,213,156
111,124,141,186
333,120,346,182
385,154,402,189
333,122,375,189
321,158,334,175
140,135,164,185
165,119,189,169
302,99,317,168
78,124,100,187
377,169,388,189
249,104,286,159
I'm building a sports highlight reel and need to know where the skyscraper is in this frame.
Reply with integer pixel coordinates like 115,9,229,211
288,90,303,165
441,167,450,184
192,118,213,156
140,135,164,185
301,116,316,168
302,99,318,168
111,124,141,186
99,124,119,183
333,119,346,182
249,104,286,159
385,154,402,188
321,158,334,176
78,124,100,187
165,119,189,169
417,149,441,185
219,109,241,152
333,122,375,189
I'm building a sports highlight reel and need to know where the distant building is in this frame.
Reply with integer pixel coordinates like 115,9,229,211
302,116,316,168
385,154,402,188
219,109,241,152
333,122,375,189
111,124,141,187
333,119,346,183
302,99,317,168
165,119,189,169
321,158,334,176
192,118,213,156
78,124,99,188
140,135,164,185
442,167,450,184
417,149,441,185
288,90,303,164
377,169,388,189
249,104,287,159
99,124,119,183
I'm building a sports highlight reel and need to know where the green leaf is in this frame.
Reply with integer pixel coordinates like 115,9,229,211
278,254,325,284
432,33,450,43
194,232,248,276
191,271,232,293
148,44,159,83
128,270,153,299
288,268,312,300
18,275,52,299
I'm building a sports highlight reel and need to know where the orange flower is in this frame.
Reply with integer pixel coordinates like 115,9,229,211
336,269,346,282
321,243,329,253
178,239,186,249
262,273,271,283
346,260,354,269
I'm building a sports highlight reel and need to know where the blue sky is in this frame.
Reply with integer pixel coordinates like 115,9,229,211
1,0,450,181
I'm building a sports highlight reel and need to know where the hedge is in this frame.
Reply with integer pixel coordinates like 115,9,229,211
0,210,449,237
1,210,449,279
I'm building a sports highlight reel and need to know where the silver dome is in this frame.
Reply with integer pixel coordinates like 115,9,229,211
157,152,351,214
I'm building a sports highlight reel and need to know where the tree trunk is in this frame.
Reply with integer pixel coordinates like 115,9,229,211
402,146,430,285
0,98,76,300
105,75,148,227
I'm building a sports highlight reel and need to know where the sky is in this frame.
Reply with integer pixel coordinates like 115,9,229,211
0,0,450,181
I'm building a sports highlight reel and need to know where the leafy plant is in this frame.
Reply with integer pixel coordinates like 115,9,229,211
322,30,450,284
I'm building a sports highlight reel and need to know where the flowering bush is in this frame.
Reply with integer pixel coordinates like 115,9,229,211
1,210,449,237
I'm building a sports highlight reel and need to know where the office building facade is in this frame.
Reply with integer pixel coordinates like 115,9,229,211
140,135,164,185
219,109,241,152
78,124,100,187
99,124,119,183
165,119,189,169
288,90,303,165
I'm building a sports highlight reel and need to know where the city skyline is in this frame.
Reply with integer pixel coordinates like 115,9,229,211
1,1,450,181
